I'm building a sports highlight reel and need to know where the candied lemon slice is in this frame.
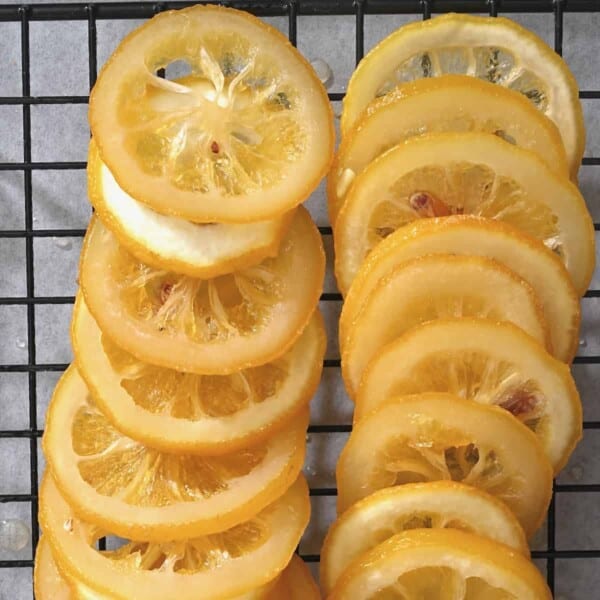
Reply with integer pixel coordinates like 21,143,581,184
320,481,528,595
79,207,324,374
341,13,584,180
357,318,582,473
88,140,293,279
43,366,307,541
335,132,595,296
266,555,321,600
341,254,549,399
40,474,309,600
340,216,580,362
34,537,74,600
336,393,553,536
329,74,570,225
72,295,325,454
328,529,551,599
89,5,333,223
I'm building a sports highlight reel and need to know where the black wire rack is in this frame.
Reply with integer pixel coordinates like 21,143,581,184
0,1,598,598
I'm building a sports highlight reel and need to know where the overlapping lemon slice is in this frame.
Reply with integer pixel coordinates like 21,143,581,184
79,207,324,374
336,394,553,536
341,13,584,180
40,474,309,600
357,318,582,473
43,366,307,541
88,140,294,279
341,254,549,399
72,295,325,454
335,132,595,296
34,537,75,600
329,74,569,224
89,5,334,223
265,555,321,600
320,481,528,595
328,529,551,599
340,216,580,362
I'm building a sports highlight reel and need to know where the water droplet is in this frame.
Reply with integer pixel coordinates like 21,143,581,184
569,465,584,481
305,434,312,443
0,519,30,552
304,465,317,477
579,338,587,347
63,518,73,533
52,237,72,250
310,58,333,89
32,217,38,224
15,337,26,350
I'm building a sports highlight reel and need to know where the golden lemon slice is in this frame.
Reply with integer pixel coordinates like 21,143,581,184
336,393,553,537
342,13,584,179
89,5,334,223
320,481,528,595
265,555,321,600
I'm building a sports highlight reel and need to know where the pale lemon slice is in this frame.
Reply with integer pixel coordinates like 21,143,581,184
328,529,551,599
357,318,582,473
320,481,528,595
329,74,569,224
88,140,293,279
34,537,73,600
341,254,549,399
40,474,309,600
89,5,334,223
340,216,580,362
72,294,326,454
43,365,307,541
336,393,553,536
341,13,584,180
335,131,595,296
266,555,321,600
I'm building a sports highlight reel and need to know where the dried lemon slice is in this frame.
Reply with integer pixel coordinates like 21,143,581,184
329,75,570,224
80,207,324,374
340,216,580,362
341,13,584,180
72,294,325,454
341,254,549,399
335,131,595,296
34,537,74,600
336,393,553,536
320,481,528,595
40,474,309,600
88,140,294,279
89,5,333,223
43,365,307,541
266,555,321,600
328,529,551,599
357,319,582,473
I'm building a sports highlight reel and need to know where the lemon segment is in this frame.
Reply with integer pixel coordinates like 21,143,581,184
72,295,326,455
88,140,293,279
90,5,334,223
320,481,528,595
40,474,310,600
328,529,552,599
341,13,584,180
43,366,307,542
329,74,569,224
340,216,580,362
335,131,595,296
336,393,553,537
341,254,549,399
357,318,582,473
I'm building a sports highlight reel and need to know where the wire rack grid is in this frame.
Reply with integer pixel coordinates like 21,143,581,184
0,1,598,598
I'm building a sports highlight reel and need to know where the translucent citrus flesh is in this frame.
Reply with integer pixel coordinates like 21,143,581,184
88,140,294,279
265,555,321,600
328,529,552,600
80,207,325,374
336,393,553,537
335,132,595,296
341,254,549,399
340,216,580,363
357,318,582,473
40,474,310,600
320,481,528,595
341,14,584,180
72,295,326,454
43,366,307,541
328,74,569,225
90,5,334,223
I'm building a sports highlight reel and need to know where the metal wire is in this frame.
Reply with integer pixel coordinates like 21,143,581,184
0,2,599,597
